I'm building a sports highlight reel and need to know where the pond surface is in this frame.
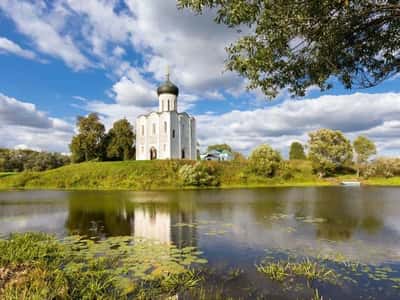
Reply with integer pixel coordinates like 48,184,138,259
1,187,400,299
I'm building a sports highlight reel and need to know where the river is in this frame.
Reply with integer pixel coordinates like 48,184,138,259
1,187,400,299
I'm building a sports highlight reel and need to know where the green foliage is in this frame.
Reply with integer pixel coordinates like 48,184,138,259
364,157,400,178
178,0,400,98
179,162,221,187
106,118,135,161
353,135,377,176
308,129,353,177
70,113,106,163
248,144,282,177
289,142,306,160
207,143,232,153
256,258,336,283
232,151,246,162
0,148,70,172
0,233,206,299
0,159,331,191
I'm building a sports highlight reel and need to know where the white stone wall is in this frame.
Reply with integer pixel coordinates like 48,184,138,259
158,93,177,112
136,91,196,160
170,112,180,159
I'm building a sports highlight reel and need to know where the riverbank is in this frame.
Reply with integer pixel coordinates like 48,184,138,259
0,160,398,191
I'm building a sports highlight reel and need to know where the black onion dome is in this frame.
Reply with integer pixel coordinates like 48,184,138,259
157,79,179,96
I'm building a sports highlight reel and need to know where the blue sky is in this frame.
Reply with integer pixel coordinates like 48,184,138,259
0,0,399,156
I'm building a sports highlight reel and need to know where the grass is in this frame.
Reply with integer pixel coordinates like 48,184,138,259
363,176,400,186
256,258,336,283
0,160,397,191
0,160,333,191
0,233,206,299
0,172,17,179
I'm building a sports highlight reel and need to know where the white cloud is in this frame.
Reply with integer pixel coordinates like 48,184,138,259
0,0,90,70
0,93,73,152
84,100,147,130
0,37,36,60
126,0,243,93
111,68,157,107
196,93,400,156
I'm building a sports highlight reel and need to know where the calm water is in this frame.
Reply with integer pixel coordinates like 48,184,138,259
1,187,400,299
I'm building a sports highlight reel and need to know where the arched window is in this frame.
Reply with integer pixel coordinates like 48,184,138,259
167,100,170,111
164,121,167,133
172,129,175,138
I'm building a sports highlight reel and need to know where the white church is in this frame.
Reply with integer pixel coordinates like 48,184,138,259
136,70,196,160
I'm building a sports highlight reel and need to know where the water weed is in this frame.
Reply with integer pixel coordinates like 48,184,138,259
0,233,207,299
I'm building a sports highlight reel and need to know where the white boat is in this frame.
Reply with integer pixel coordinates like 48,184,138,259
341,181,361,186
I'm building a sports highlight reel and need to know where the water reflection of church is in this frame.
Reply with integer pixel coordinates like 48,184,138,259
66,198,197,248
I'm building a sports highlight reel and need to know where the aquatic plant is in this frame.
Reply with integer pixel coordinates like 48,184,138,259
256,261,288,281
0,233,207,299
256,258,336,283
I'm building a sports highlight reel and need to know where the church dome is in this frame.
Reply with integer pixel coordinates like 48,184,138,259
157,79,179,96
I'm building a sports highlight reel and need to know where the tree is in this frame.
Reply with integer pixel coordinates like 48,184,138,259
207,144,233,153
289,142,306,160
207,143,233,153
233,151,247,162
353,135,376,177
178,0,400,98
308,129,353,177
249,144,282,177
106,119,136,161
70,113,106,163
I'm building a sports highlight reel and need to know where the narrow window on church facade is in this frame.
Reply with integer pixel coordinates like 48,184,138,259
152,123,156,135
167,100,170,111
172,129,175,138
164,121,167,133
162,100,164,111
141,125,144,136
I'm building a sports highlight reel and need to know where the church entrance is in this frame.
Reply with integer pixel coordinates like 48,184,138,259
150,147,157,160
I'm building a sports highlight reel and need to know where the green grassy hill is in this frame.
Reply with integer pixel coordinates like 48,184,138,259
0,160,329,191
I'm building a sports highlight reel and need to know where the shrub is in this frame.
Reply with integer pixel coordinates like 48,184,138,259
364,158,400,178
179,162,221,187
248,144,282,177
278,161,294,180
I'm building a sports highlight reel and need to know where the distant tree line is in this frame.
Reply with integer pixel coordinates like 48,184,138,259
70,113,136,163
0,149,70,172
209,128,386,179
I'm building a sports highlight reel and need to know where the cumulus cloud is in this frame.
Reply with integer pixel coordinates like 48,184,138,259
127,0,243,94
0,0,90,70
0,37,37,60
196,93,400,156
0,0,245,109
112,76,156,107
0,93,73,152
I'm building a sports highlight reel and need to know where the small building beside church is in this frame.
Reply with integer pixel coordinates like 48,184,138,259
136,71,196,160
200,150,233,161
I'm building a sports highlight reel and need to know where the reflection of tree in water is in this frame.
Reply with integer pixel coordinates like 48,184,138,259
65,191,135,238
311,188,384,241
65,191,197,247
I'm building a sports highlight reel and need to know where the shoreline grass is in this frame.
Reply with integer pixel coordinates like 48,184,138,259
0,233,206,299
0,161,398,191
